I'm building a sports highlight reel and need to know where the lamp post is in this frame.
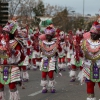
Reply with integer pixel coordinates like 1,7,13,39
71,11,75,29
83,0,85,17
83,0,85,29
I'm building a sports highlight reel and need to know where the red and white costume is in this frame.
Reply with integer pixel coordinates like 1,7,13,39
31,30,41,70
66,30,74,67
0,20,22,100
17,28,30,82
69,34,83,82
39,26,58,93
80,20,100,100
58,31,67,71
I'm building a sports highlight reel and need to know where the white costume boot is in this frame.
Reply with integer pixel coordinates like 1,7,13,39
87,94,96,100
0,91,5,100
69,70,76,82
9,90,20,100
40,80,48,93
87,97,96,100
48,80,56,93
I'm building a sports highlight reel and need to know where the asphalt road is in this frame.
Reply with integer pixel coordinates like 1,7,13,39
4,68,100,100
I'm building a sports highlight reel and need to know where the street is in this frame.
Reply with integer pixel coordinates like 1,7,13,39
4,69,100,100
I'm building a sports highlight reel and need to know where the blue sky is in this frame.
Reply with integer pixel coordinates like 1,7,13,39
43,0,100,16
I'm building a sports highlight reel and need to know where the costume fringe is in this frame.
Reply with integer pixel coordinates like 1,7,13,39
48,80,57,88
36,61,41,67
40,80,48,87
77,70,85,85
9,90,20,100
22,71,29,79
69,70,76,77
87,97,96,100
61,63,66,68
0,92,5,100
70,55,75,65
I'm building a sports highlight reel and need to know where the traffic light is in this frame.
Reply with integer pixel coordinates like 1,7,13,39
0,2,8,25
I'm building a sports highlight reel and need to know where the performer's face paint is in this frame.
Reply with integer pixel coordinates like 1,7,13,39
90,32,100,40
46,34,53,42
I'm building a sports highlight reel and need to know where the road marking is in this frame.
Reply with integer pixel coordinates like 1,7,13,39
28,90,42,96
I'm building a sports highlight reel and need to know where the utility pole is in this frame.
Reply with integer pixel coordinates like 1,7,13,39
83,0,85,29
83,0,85,17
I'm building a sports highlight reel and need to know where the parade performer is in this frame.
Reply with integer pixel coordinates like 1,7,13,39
66,30,74,69
0,20,22,100
17,28,29,82
26,38,32,70
26,28,33,70
80,19,100,100
76,28,84,39
39,26,59,93
69,34,83,82
58,31,67,72
31,27,41,70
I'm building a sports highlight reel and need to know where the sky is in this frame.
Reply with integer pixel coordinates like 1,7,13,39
43,0,100,16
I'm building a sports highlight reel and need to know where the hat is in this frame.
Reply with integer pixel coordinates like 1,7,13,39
92,21,99,26
3,20,17,34
44,26,55,35
90,25,100,34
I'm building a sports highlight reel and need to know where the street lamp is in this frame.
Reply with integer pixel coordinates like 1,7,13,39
83,0,85,17
71,11,75,30
83,0,85,29
71,10,75,20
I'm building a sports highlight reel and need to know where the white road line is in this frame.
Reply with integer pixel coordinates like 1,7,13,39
28,90,42,96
